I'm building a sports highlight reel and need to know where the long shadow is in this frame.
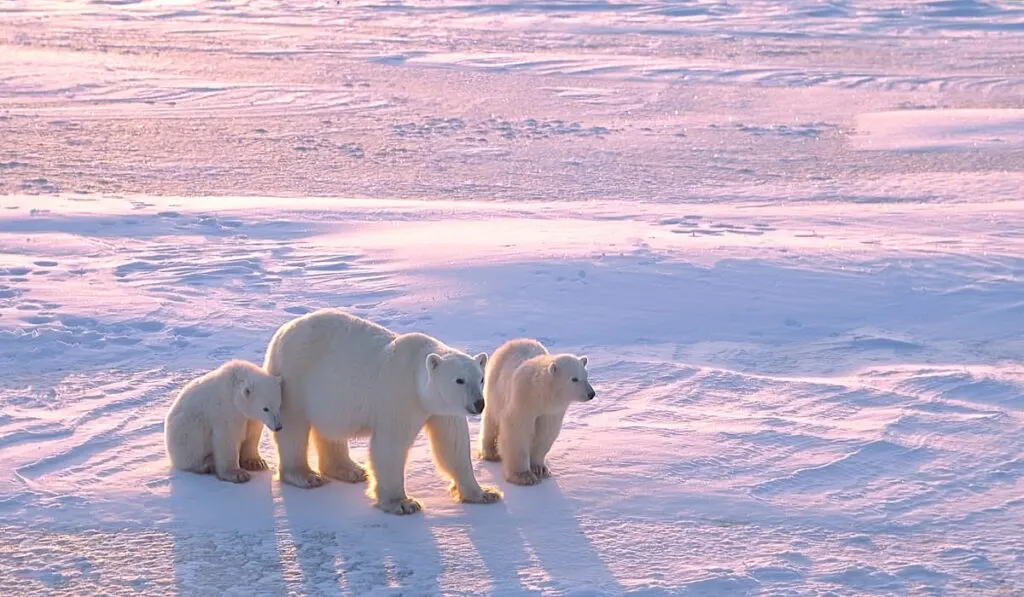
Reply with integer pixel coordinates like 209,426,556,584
276,478,445,596
466,465,626,595
166,466,287,595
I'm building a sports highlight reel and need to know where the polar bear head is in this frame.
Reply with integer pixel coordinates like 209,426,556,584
233,369,284,432
546,354,595,405
423,351,488,416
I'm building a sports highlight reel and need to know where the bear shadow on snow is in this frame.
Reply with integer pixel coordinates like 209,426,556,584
465,470,624,594
166,469,289,595
275,478,445,595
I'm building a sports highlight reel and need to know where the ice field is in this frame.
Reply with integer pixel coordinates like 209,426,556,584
1,1,1023,595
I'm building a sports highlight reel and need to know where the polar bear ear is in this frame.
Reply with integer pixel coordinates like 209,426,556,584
474,352,488,370
238,379,254,399
579,356,588,368
548,362,558,374
426,353,442,371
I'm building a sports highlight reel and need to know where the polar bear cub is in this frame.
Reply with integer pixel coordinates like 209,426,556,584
264,308,502,515
479,338,595,485
164,360,283,483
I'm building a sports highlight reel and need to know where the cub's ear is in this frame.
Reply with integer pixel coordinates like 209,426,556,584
548,362,558,374
426,353,442,371
474,352,488,370
238,378,254,399
579,356,588,368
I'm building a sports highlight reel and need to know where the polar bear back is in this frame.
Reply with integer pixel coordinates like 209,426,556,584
264,308,396,377
483,338,549,418
167,360,262,426
263,309,449,433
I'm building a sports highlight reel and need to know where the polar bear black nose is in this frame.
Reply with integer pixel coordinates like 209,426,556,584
587,389,596,400
473,399,485,414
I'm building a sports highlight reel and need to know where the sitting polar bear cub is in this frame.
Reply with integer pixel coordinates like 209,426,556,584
479,338,595,485
164,360,283,483
264,308,502,515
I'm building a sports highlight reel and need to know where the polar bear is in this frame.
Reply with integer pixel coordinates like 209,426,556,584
164,360,283,483
479,338,595,485
263,308,502,515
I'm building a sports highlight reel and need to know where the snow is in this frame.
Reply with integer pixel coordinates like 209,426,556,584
855,109,1024,152
1,1,1023,595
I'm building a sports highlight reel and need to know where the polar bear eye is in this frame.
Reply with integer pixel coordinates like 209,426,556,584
263,407,269,412
455,378,465,385
571,377,579,383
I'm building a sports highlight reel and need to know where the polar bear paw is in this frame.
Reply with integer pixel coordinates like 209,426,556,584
282,469,325,489
450,483,503,504
530,463,551,479
217,468,251,484
479,448,502,462
193,454,215,475
380,497,423,515
323,464,368,484
240,457,269,471
506,470,540,486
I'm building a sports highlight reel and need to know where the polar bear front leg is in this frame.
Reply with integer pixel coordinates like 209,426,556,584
425,415,502,504
212,426,251,483
239,420,269,471
311,427,367,483
368,424,422,515
499,412,540,486
529,413,564,479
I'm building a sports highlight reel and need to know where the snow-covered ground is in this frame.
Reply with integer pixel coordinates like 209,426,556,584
1,1,1023,595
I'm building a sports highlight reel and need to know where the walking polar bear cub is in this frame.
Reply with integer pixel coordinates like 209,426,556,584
264,308,502,515
479,338,596,485
165,360,283,483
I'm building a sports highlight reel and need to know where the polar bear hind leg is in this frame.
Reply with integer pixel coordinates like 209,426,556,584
311,427,367,483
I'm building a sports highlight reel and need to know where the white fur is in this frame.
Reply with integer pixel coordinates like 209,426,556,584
164,360,283,483
263,308,502,514
479,338,595,486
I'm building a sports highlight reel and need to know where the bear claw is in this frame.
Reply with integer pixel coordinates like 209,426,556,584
282,469,325,488
451,483,504,504
323,465,368,484
380,497,423,515
217,468,251,484
530,463,551,479
240,457,269,471
506,471,540,486
476,487,504,503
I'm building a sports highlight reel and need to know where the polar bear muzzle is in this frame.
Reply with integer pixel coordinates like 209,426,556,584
262,408,283,432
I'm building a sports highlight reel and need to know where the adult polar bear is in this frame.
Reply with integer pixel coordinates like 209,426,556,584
264,308,502,514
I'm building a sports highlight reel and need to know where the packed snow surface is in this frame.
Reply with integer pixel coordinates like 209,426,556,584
1,1,1023,595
